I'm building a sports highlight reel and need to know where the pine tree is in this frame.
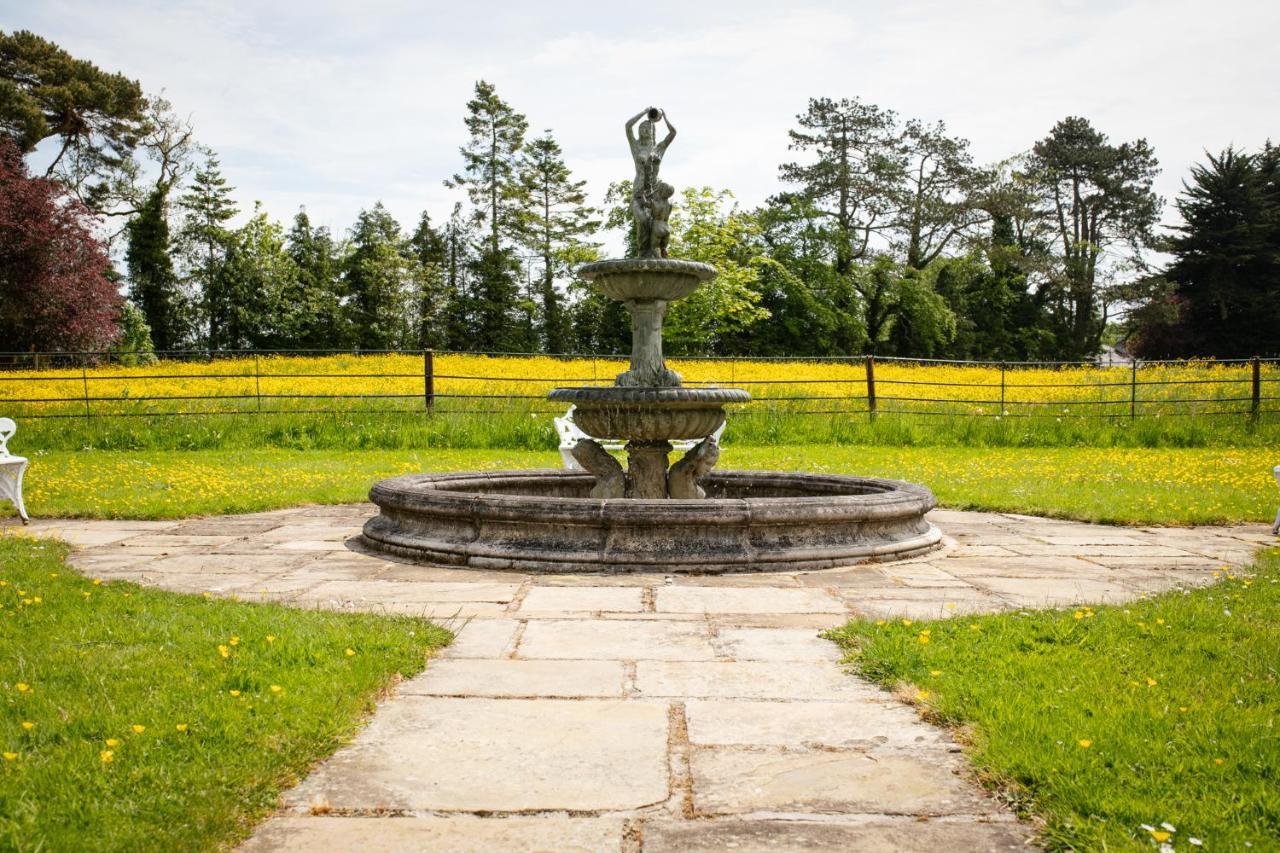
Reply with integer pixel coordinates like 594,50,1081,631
446,80,529,351
519,131,599,353
125,188,186,350
177,152,238,349
778,97,904,275
345,203,412,350
285,209,348,349
1158,144,1280,357
407,211,449,349
218,204,298,349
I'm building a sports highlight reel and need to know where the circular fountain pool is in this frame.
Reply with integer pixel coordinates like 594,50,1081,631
361,470,940,574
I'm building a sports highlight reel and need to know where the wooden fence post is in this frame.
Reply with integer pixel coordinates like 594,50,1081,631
81,357,91,420
1130,359,1138,420
865,355,877,421
424,350,435,411
999,362,1006,415
1252,356,1261,422
254,354,262,412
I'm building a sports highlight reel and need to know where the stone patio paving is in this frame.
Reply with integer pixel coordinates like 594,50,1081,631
11,506,1273,852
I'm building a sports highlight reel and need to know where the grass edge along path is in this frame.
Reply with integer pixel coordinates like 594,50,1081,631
0,535,451,852
4,444,1278,526
828,549,1280,851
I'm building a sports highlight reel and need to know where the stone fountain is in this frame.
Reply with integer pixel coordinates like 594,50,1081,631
361,106,940,573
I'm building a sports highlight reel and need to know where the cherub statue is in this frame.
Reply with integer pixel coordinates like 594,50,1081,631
667,436,720,499
651,181,674,258
570,439,625,498
625,107,676,259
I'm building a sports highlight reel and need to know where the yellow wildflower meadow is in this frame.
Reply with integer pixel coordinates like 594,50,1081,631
1,353,1274,418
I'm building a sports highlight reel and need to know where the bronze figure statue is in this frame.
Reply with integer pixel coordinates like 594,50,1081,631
626,107,676,259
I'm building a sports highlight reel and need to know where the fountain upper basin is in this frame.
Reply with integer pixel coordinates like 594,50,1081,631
580,258,717,302
547,386,751,440
361,469,941,573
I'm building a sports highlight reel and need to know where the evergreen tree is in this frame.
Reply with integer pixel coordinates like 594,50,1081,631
446,80,530,351
177,152,238,348
218,204,298,349
344,203,412,350
894,120,986,270
1146,144,1280,357
1026,117,1160,358
778,97,904,275
407,211,450,349
125,188,186,350
519,131,599,353
285,209,348,348
441,203,477,350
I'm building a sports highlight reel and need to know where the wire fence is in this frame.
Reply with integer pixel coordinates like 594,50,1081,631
0,349,1276,423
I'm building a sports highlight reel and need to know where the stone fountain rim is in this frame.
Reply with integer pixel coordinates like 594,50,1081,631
361,469,941,573
579,257,718,281
369,469,935,519
547,386,751,405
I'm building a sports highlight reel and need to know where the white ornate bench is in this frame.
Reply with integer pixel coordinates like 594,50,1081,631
0,418,29,524
554,405,725,470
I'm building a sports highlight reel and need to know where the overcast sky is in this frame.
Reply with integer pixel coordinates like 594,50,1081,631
8,0,1279,240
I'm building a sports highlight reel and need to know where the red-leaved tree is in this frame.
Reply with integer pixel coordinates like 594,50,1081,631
0,139,122,352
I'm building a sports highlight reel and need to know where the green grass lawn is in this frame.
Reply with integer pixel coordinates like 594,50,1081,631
4,444,1276,525
829,549,1280,851
0,536,450,852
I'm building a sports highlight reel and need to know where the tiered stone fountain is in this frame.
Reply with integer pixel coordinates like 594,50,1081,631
361,107,940,573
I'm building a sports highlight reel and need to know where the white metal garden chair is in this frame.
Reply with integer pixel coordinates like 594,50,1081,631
1273,464,1280,536
555,405,726,470
0,418,29,524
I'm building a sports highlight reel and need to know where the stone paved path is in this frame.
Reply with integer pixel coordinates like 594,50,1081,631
10,507,1272,852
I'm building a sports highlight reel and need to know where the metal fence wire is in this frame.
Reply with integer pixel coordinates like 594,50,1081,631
0,349,1276,423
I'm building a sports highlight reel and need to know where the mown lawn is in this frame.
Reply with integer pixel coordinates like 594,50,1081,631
2,444,1276,525
829,549,1280,851
0,535,450,852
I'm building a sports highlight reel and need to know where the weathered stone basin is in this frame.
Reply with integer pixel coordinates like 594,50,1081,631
362,470,940,573
547,386,751,441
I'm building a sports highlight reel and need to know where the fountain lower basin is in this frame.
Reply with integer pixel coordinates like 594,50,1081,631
361,469,941,573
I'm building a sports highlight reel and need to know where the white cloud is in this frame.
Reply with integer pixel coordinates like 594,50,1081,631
6,0,1278,239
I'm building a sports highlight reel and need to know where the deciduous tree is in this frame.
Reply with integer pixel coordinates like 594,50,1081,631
0,139,120,351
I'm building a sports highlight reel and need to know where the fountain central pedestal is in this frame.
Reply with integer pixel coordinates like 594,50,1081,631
547,258,750,499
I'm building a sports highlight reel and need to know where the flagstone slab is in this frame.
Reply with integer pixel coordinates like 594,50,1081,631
711,627,841,662
401,658,626,698
971,575,1138,606
441,619,519,659
518,586,645,613
684,698,945,749
299,579,521,603
242,815,625,853
636,661,882,700
641,817,1026,852
655,586,847,614
689,748,991,816
284,697,669,812
518,618,717,661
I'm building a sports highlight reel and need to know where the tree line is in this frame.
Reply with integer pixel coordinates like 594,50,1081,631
2,29,1277,361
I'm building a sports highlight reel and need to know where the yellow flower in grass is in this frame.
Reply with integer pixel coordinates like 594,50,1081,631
929,670,942,677
175,724,188,733
915,690,930,701
99,750,114,764
218,645,230,658
15,683,30,694
270,685,283,694
1146,678,1158,687
266,635,276,643
131,725,145,734
229,637,239,646
105,738,120,747
2,752,16,761
1214,758,1225,766
1077,739,1092,748
345,648,356,657
20,722,33,730
229,690,241,697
